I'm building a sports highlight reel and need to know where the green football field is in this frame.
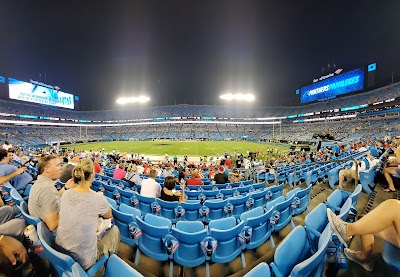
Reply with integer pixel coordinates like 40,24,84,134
66,141,291,158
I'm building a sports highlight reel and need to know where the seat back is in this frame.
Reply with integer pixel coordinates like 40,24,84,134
326,190,344,213
103,183,117,198
250,188,269,208
180,201,202,221
117,187,135,206
241,207,275,249
243,262,271,277
228,194,250,218
105,196,118,209
349,184,362,206
202,190,219,200
382,241,400,271
111,205,138,246
10,188,24,206
157,199,179,223
339,198,352,221
269,184,284,200
252,181,266,190
204,199,229,222
270,226,311,277
19,201,41,226
209,217,245,264
104,254,144,277
37,222,75,276
291,185,312,216
304,203,328,251
135,214,172,261
171,221,208,267
135,194,156,214
290,228,332,277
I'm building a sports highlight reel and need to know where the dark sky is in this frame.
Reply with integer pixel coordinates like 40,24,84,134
0,1,399,111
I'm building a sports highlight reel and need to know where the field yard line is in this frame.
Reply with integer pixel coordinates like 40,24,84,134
177,141,189,156
204,141,218,155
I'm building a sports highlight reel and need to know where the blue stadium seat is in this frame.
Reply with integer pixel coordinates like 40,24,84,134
117,187,135,206
228,194,250,219
185,189,202,200
181,200,202,221
37,222,107,277
265,194,295,231
285,184,312,216
103,183,117,199
382,241,400,271
135,214,173,276
220,188,235,199
243,262,271,277
253,181,266,191
268,183,284,201
249,188,269,208
171,221,208,268
10,188,24,206
304,203,328,253
240,206,275,249
19,201,41,227
204,199,229,222
202,189,219,200
135,193,156,215
105,196,118,209
103,254,144,277
156,199,181,223
208,217,246,267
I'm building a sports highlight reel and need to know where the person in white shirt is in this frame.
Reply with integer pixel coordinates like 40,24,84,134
2,141,12,151
339,149,379,187
140,169,161,198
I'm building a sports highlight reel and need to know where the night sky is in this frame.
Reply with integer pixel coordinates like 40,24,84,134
0,1,399,111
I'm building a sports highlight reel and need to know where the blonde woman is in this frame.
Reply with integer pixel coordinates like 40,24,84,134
56,158,120,276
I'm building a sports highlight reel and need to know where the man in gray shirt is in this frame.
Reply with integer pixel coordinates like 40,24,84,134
28,155,63,231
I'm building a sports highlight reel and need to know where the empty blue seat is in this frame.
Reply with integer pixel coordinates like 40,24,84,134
181,200,202,221
268,184,284,201
253,181,266,191
228,195,250,219
103,183,117,199
285,184,312,216
135,214,172,263
117,187,135,206
382,241,400,271
171,221,208,268
240,207,275,249
105,196,118,209
250,188,269,208
157,199,181,223
208,217,246,267
243,262,271,277
104,254,143,277
185,189,202,200
220,188,235,199
304,203,328,252
266,194,295,231
202,190,219,200
204,199,229,222
135,193,156,215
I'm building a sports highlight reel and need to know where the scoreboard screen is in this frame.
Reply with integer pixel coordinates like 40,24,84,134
300,68,364,104
9,78,75,109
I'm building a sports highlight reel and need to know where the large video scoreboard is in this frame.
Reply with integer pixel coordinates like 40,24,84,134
8,78,75,109
300,68,364,104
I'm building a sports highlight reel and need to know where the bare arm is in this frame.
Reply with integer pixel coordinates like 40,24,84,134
101,207,112,219
0,167,26,184
42,211,59,231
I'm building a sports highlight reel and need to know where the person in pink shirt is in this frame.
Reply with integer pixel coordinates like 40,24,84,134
113,161,127,180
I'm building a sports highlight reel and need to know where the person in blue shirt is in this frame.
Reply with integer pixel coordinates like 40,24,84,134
332,142,340,157
0,149,32,191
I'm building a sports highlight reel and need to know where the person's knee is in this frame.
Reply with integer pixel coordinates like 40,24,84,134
384,199,400,208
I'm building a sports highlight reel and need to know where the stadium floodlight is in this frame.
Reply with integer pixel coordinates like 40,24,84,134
220,93,255,102
116,96,150,105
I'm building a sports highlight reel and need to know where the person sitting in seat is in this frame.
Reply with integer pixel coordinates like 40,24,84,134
140,169,162,198
383,136,400,192
214,166,228,184
56,158,120,276
338,149,379,188
327,199,400,272
159,176,185,203
0,149,33,192
185,169,204,186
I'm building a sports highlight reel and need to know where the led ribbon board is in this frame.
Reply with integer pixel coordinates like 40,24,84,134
8,78,74,109
300,68,364,104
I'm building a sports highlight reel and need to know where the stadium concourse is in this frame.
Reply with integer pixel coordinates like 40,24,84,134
0,82,400,276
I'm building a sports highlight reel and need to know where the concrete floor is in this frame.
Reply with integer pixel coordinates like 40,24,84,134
116,179,400,277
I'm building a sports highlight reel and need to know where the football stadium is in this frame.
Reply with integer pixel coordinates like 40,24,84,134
0,2,400,277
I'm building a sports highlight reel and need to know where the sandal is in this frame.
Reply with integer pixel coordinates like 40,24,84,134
383,188,397,192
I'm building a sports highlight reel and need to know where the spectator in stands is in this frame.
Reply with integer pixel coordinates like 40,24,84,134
124,164,142,186
332,142,340,157
214,166,228,184
225,156,232,169
0,206,26,241
338,149,379,188
140,169,161,198
327,199,400,272
56,158,119,276
229,169,244,183
113,161,126,180
59,156,79,183
28,155,64,231
2,141,12,151
0,149,32,192
383,136,400,192
160,166,173,178
159,176,185,202
185,169,204,186
93,157,103,175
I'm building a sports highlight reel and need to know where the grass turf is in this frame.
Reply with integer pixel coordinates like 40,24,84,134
65,140,291,158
